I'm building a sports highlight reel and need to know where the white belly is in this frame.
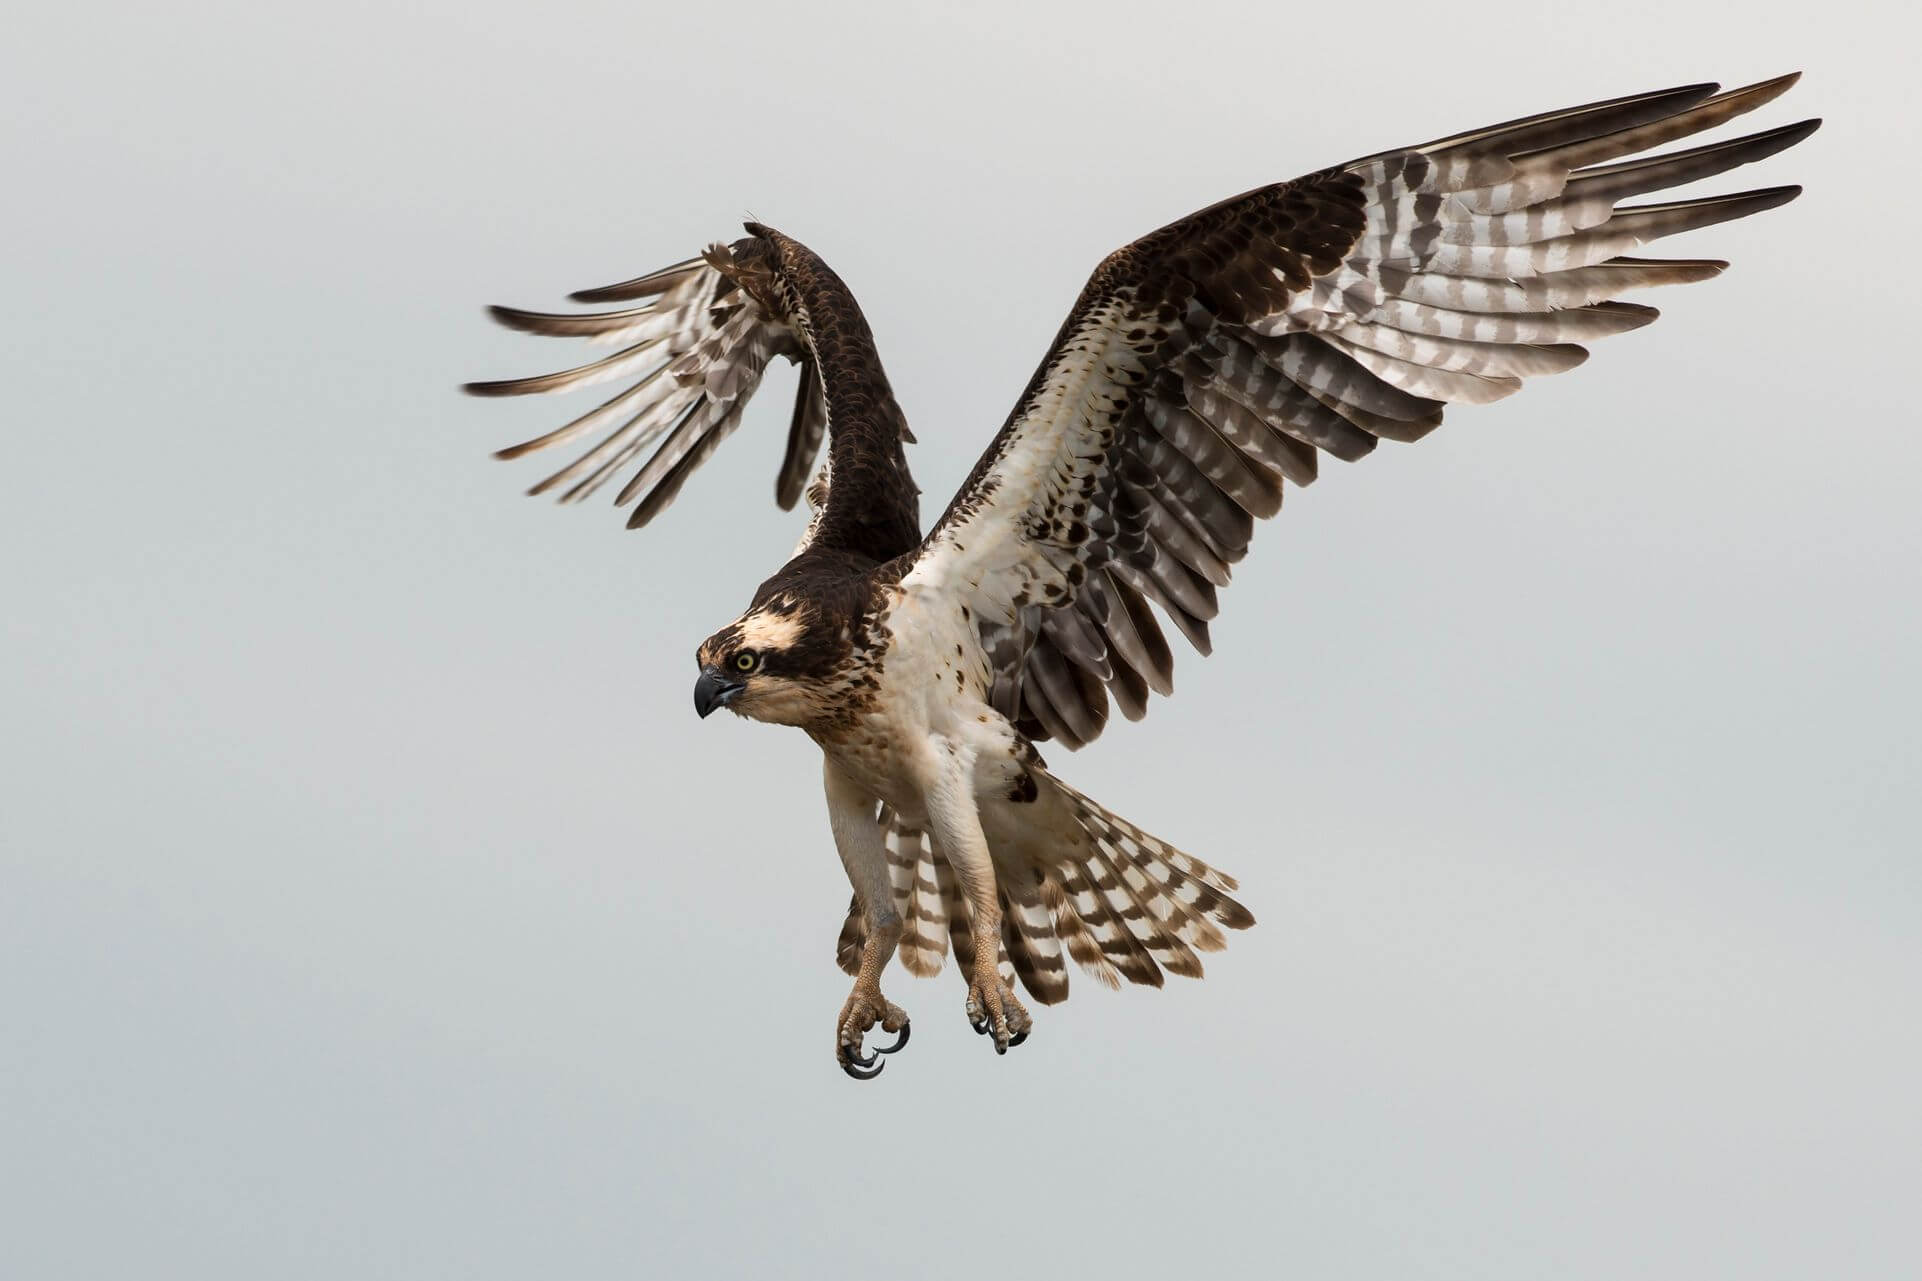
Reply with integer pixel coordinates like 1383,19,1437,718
821,584,1025,819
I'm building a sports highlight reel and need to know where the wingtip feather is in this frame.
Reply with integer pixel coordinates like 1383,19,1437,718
567,256,706,304
1712,71,1802,111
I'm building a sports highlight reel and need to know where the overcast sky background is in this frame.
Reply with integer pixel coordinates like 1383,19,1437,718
4,2,1917,1278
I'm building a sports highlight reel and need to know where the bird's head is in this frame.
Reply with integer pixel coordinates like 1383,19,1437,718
693,600,837,726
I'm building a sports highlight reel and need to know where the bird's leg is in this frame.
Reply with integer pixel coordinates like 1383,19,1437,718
837,913,908,1079
921,741,1032,1055
957,888,1031,1054
825,761,909,1080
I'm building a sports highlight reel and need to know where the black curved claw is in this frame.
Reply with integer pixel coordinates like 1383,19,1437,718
874,1021,911,1055
969,1014,991,1036
1008,1028,1029,1048
839,1044,883,1080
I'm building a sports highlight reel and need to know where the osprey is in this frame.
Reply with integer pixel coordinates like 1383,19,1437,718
468,76,1815,1078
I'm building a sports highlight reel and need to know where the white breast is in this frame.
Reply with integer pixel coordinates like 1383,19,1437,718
823,584,1024,818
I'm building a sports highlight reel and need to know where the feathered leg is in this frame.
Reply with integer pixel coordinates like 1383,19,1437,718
824,761,910,1079
921,740,1033,1054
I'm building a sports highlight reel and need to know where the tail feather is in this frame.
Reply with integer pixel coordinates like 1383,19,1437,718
831,772,1253,1000
930,856,979,981
1056,855,1168,988
1065,782,1247,900
893,822,949,978
1088,839,1206,980
1044,772,1254,985
1000,869,1071,1005
881,806,917,905
1042,872,1123,989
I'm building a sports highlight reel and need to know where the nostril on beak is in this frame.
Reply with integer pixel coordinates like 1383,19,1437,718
693,666,744,719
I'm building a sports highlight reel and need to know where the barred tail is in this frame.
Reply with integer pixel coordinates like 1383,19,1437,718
834,777,1254,1002
1040,772,1254,993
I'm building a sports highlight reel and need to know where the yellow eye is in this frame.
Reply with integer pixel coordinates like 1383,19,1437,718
733,651,758,672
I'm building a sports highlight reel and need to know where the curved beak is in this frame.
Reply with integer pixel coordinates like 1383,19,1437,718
693,666,746,719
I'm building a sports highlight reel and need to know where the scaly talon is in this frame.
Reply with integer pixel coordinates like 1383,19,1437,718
965,974,1032,1056
875,1021,910,1055
836,986,909,1081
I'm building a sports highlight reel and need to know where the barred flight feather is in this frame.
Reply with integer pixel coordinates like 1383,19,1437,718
469,230,916,556
895,829,949,977
904,74,1812,748
1001,875,1070,1005
832,776,1254,999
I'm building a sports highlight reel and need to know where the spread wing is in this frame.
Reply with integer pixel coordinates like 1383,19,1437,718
466,224,920,562
902,74,1817,747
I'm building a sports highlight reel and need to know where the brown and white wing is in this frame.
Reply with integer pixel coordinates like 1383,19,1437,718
466,248,811,526
904,75,1816,747
465,226,920,563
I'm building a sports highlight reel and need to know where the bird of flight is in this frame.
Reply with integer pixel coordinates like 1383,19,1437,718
467,76,1815,1079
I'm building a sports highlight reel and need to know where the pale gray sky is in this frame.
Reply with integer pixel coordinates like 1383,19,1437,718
4,2,1918,1278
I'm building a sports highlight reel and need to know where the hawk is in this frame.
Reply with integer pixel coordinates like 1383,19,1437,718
467,76,1815,1078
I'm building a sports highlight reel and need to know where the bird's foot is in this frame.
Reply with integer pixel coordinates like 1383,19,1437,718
835,983,910,1081
965,973,1032,1055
